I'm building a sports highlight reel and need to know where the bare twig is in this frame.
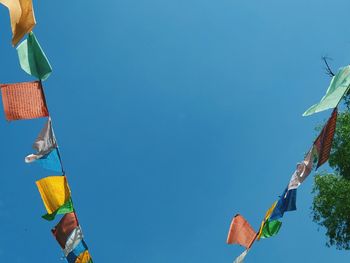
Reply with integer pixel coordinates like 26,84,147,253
322,56,335,77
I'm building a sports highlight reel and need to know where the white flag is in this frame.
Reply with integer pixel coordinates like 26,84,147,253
25,117,57,163
288,147,315,190
233,250,248,263
63,226,84,257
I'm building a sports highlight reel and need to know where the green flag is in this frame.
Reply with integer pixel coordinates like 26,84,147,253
260,220,282,239
42,198,74,221
303,66,350,116
17,32,52,81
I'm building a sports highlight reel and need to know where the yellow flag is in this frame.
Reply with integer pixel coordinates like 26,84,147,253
0,0,36,46
257,201,277,240
36,176,71,214
76,251,92,263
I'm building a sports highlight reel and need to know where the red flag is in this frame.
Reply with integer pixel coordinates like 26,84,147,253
227,214,257,248
52,212,79,248
314,108,338,169
0,81,48,121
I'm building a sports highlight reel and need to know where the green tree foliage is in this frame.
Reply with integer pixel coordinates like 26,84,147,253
312,110,350,249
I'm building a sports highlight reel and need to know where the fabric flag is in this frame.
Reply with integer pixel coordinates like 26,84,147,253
25,117,57,162
227,214,257,249
260,220,282,239
75,250,92,263
233,250,249,263
63,226,84,257
0,81,48,121
36,176,71,215
17,32,52,80
288,146,316,190
257,201,277,240
66,240,88,263
52,212,79,249
303,66,350,116
314,108,338,169
36,148,63,173
0,0,36,46
42,198,73,221
269,188,297,221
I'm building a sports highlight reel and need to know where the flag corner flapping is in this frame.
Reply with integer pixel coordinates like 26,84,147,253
303,66,350,116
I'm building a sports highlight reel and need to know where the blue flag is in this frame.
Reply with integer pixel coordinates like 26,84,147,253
270,188,297,221
36,148,62,173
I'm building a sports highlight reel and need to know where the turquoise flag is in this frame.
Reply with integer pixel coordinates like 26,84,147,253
303,66,350,116
17,32,52,81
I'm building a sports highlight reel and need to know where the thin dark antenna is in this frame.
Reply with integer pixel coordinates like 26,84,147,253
322,56,335,77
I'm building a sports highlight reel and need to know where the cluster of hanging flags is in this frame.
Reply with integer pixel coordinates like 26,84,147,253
0,1,92,262
227,65,350,262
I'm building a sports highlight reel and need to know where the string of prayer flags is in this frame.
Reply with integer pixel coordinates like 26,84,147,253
288,146,317,190
260,220,282,239
17,32,52,80
63,226,84,257
66,240,88,263
0,2,92,261
314,108,338,169
0,0,36,46
25,117,57,163
36,176,71,215
52,212,79,249
42,198,74,221
0,81,48,121
233,250,249,263
257,201,277,240
303,66,350,116
227,214,257,248
269,188,297,221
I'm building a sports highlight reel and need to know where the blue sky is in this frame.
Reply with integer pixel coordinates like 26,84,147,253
0,0,350,262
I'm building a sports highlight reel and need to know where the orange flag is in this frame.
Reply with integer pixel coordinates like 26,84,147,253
314,108,338,169
0,0,36,46
0,81,49,121
227,214,257,248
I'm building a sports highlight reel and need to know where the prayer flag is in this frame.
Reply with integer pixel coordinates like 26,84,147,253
36,176,71,214
257,202,277,239
314,108,338,169
260,220,282,239
17,32,52,80
233,250,248,263
75,250,92,263
42,198,73,221
0,81,48,121
52,212,79,249
0,0,36,46
66,240,88,263
227,214,257,248
36,148,62,173
288,146,316,190
25,117,57,162
303,66,350,116
269,188,297,221
63,226,84,257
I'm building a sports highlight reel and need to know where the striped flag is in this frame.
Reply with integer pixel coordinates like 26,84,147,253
314,108,338,169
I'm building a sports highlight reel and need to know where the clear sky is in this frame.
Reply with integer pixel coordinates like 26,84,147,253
0,0,350,262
